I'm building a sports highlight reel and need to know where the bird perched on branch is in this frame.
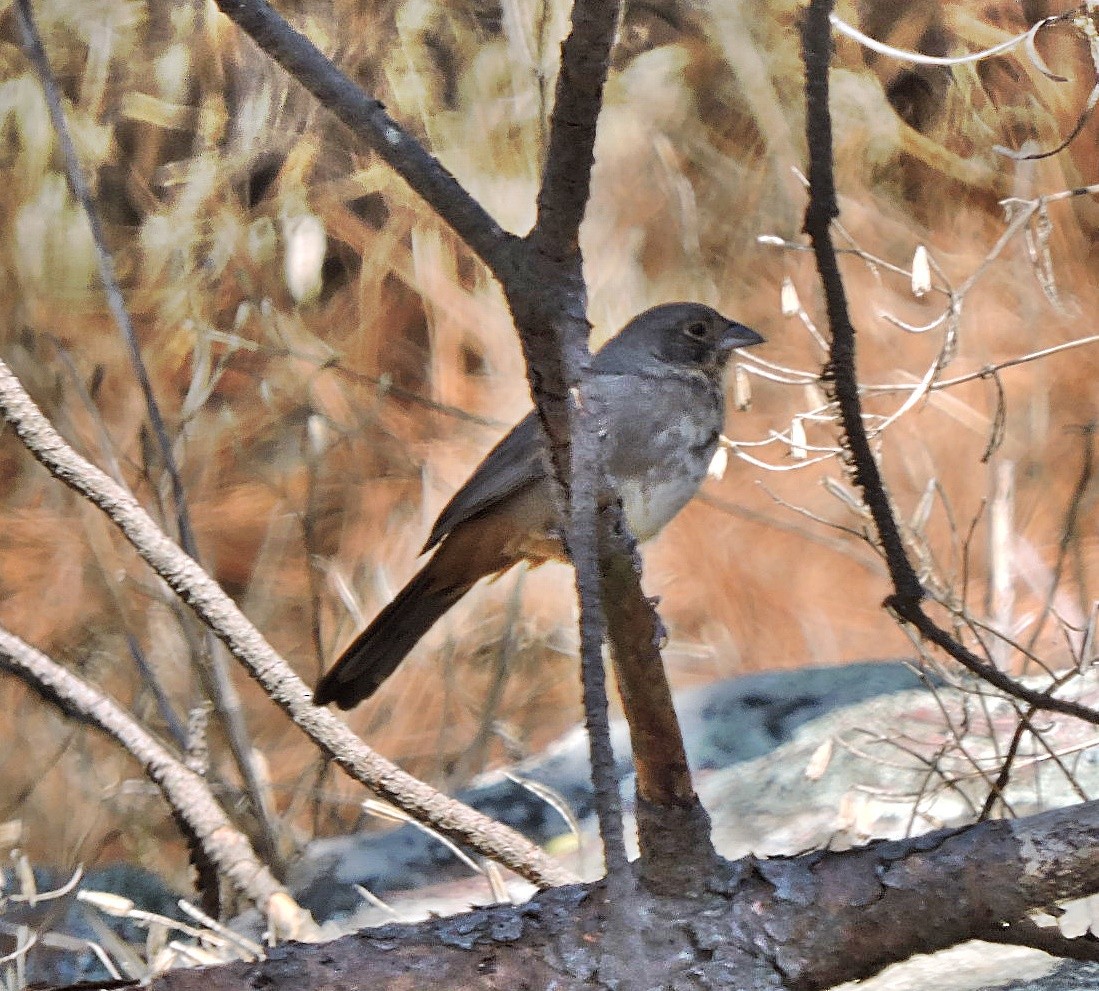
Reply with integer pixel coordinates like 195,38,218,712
314,302,763,709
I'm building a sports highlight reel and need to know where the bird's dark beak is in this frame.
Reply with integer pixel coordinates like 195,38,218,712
719,321,765,351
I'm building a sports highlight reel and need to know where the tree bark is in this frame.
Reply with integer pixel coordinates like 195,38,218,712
125,801,1099,991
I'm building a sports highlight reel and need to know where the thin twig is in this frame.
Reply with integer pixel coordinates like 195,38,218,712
829,10,1062,69
13,0,197,559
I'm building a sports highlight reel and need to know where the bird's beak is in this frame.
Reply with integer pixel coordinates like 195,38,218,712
719,321,765,351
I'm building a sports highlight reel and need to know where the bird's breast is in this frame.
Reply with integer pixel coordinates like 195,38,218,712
601,375,724,542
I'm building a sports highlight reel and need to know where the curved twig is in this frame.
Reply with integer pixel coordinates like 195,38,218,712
830,10,1066,73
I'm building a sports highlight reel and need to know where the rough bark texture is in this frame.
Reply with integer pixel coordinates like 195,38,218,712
124,802,1099,991
601,524,698,811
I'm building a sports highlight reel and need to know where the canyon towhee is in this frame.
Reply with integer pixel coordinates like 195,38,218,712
313,302,763,709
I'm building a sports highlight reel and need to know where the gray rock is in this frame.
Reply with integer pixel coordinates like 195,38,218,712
290,659,927,918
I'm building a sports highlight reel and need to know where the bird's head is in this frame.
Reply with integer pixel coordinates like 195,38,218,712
594,302,763,376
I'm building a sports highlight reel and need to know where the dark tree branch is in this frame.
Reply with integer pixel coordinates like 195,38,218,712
511,0,632,892
567,401,630,882
801,0,922,610
979,917,1099,963
212,0,520,277
599,527,693,808
599,523,716,888
206,0,690,886
800,0,1099,728
533,0,622,257
900,615,1099,723
117,801,1099,990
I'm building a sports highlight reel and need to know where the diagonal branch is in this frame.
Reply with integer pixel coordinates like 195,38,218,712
0,357,574,891
0,625,313,935
212,0,519,277
600,523,717,891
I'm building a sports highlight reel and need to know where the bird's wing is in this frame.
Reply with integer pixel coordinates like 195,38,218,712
422,410,547,552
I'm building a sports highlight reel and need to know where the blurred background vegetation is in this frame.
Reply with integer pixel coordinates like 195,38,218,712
1,0,1098,895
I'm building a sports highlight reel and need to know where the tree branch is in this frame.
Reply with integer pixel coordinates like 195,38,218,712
599,523,716,889
533,0,621,257
979,917,1099,963
0,357,574,891
212,0,519,278
119,801,1099,990
801,0,922,610
800,0,1099,728
519,0,631,889
0,625,312,936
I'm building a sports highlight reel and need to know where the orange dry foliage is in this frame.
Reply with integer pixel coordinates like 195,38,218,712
1,0,1098,892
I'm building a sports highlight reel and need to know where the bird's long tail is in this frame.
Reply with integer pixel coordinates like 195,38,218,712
313,558,477,709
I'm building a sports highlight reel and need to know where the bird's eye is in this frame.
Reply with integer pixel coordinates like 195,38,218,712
683,321,708,340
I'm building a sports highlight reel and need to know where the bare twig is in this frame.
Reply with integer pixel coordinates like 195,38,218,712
997,9,1099,161
829,10,1066,70
0,626,311,934
756,186,1099,456
14,0,286,870
12,0,196,561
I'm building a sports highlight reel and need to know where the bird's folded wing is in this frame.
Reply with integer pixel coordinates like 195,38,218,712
422,410,547,552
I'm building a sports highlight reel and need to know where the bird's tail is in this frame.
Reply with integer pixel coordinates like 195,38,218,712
313,559,476,709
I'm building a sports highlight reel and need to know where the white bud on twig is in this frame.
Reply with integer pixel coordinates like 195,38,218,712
781,276,800,316
911,245,931,298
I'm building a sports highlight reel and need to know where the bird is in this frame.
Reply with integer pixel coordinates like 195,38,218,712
313,302,763,709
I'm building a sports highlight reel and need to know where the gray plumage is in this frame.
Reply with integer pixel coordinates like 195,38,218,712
314,302,763,709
